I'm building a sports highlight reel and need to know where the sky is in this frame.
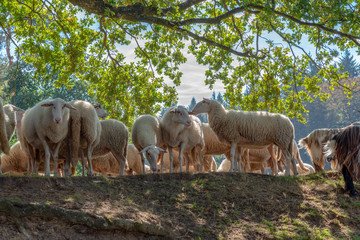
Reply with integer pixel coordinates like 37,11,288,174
121,40,226,107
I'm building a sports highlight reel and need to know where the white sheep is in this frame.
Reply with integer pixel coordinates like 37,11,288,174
160,149,215,173
127,144,153,174
60,119,128,176
217,158,231,172
210,156,217,172
1,141,66,176
21,98,75,176
298,127,343,172
278,163,315,176
90,119,128,176
161,106,204,173
131,115,166,174
204,155,217,172
1,141,28,175
240,146,280,175
190,98,297,176
277,140,309,175
15,110,35,174
91,153,119,176
202,123,231,155
0,100,10,157
0,104,20,174
64,100,102,176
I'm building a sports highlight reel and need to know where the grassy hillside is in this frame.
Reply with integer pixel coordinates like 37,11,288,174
0,171,359,239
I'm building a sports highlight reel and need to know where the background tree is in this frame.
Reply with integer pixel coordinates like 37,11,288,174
337,50,360,78
1,0,360,126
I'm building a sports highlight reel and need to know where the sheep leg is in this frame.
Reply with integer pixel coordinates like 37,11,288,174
27,146,36,175
230,142,237,172
81,150,86,176
160,152,164,174
64,136,72,177
86,146,94,176
26,154,32,175
267,145,278,176
52,142,62,177
169,147,174,173
233,150,238,172
198,147,203,173
58,163,63,177
33,149,40,175
184,153,189,172
112,151,126,176
119,157,125,176
284,150,291,176
291,156,298,177
140,153,146,174
236,146,242,172
41,140,51,176
178,145,185,173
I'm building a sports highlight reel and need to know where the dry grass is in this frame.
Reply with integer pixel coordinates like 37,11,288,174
0,171,359,239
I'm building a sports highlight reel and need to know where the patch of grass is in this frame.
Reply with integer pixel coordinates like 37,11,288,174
349,233,360,240
262,219,276,234
8,196,21,202
89,182,103,191
73,193,84,202
330,208,347,218
100,175,112,185
340,199,351,208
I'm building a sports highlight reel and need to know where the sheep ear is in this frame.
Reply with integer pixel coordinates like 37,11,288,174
139,146,150,154
15,110,24,123
41,103,53,107
158,147,167,153
64,103,77,110
202,98,210,103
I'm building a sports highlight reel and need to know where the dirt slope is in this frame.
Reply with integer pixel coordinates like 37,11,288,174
0,171,359,239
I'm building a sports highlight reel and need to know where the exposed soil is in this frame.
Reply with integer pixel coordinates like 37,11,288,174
0,171,359,239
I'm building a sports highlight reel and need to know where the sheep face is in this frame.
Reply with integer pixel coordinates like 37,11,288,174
93,103,108,119
190,98,211,115
169,106,192,127
140,145,166,173
41,98,76,124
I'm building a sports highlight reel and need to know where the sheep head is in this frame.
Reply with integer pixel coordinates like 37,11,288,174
189,98,212,115
92,102,108,119
169,106,192,127
41,98,76,124
140,145,166,173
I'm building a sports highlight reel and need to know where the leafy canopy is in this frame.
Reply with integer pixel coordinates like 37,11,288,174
1,0,360,125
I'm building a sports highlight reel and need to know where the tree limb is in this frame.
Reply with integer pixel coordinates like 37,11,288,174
247,4,360,47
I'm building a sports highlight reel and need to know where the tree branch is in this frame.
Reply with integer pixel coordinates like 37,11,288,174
247,4,360,47
176,27,265,59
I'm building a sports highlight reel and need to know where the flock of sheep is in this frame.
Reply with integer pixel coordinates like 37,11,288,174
0,97,326,177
